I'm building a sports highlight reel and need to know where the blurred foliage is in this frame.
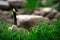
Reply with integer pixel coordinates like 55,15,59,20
0,18,11,30
0,18,60,40
23,0,60,14
50,0,60,11
23,0,42,14
42,0,60,11
43,1,54,7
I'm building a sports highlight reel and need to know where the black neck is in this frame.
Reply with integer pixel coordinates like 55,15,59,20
13,10,17,25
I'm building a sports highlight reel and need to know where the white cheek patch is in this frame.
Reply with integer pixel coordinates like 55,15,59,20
13,8,16,12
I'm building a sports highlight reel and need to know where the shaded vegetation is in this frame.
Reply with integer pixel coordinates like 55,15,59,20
23,0,41,14
23,0,60,14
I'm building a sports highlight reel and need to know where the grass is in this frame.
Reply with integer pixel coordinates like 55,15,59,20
23,0,41,14
0,18,60,40
0,0,60,40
